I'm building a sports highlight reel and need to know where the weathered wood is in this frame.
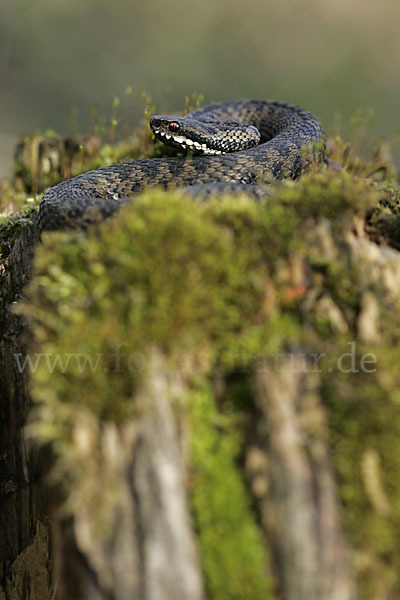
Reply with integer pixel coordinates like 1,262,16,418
0,213,52,599
53,349,205,600
254,359,356,600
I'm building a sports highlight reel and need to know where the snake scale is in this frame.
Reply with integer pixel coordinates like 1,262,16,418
38,100,326,231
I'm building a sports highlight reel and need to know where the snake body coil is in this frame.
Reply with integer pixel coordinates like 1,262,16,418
39,100,326,230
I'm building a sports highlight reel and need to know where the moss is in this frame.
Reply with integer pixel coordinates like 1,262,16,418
0,521,52,600
22,172,376,416
0,202,39,265
324,366,400,598
24,192,291,425
0,202,39,230
15,177,367,398
366,182,400,249
189,382,275,600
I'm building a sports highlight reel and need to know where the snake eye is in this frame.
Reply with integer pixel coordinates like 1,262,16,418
169,122,180,132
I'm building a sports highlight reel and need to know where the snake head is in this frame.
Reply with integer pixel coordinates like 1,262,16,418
150,114,260,155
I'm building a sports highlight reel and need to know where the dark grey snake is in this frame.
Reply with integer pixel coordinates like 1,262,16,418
38,100,326,231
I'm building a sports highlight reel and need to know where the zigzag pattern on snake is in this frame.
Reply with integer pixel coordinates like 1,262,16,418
38,99,326,231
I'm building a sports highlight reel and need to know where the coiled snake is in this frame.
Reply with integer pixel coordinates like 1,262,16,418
38,100,326,231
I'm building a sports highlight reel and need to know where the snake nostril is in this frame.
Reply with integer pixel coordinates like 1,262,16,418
150,117,161,128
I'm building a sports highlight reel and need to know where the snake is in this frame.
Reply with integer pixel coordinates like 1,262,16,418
38,100,326,231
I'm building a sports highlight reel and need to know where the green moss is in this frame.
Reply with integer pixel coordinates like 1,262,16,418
24,192,270,421
0,202,39,229
17,172,376,423
325,367,400,598
23,172,375,418
189,383,275,600
0,202,39,264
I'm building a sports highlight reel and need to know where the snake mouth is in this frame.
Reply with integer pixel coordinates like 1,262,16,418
150,115,225,155
152,128,223,155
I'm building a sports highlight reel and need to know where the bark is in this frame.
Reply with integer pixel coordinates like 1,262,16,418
0,213,52,599
252,358,356,600
53,349,205,600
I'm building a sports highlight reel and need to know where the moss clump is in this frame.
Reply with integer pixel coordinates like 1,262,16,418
0,201,39,233
23,192,271,421
0,203,39,276
189,383,275,600
23,173,376,417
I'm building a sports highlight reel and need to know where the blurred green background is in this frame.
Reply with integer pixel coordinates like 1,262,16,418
1,0,399,177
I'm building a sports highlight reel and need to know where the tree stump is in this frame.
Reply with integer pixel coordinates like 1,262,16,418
2,143,400,600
